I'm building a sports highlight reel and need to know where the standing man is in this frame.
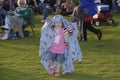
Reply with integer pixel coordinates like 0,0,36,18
79,0,102,41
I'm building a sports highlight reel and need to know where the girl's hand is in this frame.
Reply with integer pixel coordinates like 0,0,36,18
64,42,69,49
68,23,72,28
68,23,73,36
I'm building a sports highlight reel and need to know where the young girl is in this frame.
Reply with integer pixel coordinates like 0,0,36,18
39,15,83,77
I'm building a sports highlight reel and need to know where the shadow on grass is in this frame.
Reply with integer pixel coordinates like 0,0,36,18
0,68,43,80
0,68,112,80
61,72,112,80
0,37,40,53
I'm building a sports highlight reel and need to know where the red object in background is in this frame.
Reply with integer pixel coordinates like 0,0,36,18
84,16,93,22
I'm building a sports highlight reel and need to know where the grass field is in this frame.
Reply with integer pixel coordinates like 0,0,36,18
0,13,120,80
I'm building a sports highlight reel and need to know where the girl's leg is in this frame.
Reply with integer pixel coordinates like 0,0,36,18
48,60,54,68
48,60,54,75
56,62,61,72
55,62,61,77
47,52,55,75
55,54,65,77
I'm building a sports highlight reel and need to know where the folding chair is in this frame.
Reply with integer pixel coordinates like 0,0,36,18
27,8,36,37
13,8,36,37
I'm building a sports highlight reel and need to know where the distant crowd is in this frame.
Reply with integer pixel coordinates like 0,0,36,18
0,0,120,40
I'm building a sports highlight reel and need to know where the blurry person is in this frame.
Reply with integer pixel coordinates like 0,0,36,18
0,0,30,40
79,0,102,41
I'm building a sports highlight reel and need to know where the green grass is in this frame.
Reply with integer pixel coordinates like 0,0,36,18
0,13,120,80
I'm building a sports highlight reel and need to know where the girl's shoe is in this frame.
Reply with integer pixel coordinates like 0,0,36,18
55,71,61,77
48,68,54,75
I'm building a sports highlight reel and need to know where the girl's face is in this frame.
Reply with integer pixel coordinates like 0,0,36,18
55,22,63,28
68,23,72,28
